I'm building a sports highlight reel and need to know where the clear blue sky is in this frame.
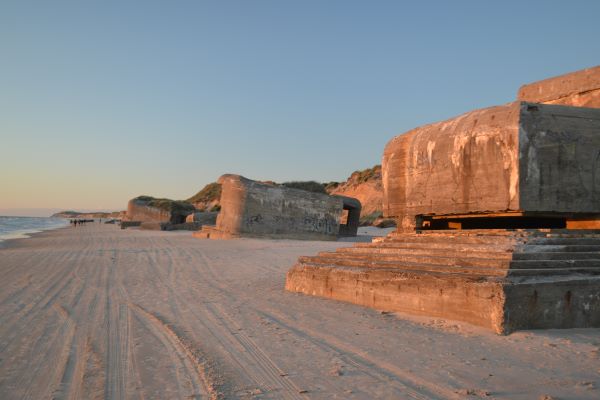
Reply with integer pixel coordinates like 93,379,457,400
1,0,599,215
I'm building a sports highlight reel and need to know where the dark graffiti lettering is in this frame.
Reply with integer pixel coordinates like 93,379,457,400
245,214,264,227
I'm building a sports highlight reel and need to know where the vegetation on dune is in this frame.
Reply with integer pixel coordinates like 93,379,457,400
187,182,222,204
133,195,195,212
51,210,114,218
185,168,379,203
324,181,340,193
350,164,381,184
324,165,381,194
281,181,327,194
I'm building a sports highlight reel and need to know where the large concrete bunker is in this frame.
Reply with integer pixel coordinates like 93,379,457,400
384,101,600,231
286,66,600,333
193,174,361,240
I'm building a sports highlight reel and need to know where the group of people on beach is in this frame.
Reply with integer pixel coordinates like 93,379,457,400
70,219,96,226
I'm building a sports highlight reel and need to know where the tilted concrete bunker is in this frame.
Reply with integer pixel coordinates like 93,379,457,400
286,66,600,333
193,174,361,240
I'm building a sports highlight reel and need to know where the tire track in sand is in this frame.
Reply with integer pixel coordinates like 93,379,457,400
129,303,221,400
190,247,456,399
201,301,306,400
256,309,460,400
159,244,306,399
18,304,76,400
104,278,128,400
51,244,111,400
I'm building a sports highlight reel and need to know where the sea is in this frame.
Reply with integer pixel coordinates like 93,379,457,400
0,216,70,243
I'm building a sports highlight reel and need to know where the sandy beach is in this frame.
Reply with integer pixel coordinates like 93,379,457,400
0,224,598,399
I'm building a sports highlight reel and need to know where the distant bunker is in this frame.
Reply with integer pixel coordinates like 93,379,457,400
193,174,361,240
124,196,199,230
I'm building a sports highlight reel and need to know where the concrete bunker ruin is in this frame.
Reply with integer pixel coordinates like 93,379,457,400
383,101,600,232
193,174,361,240
286,66,600,333
126,196,195,225
393,65,600,232
122,196,210,231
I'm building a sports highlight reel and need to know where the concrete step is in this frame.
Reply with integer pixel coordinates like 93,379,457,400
403,229,532,236
294,263,507,282
298,259,508,277
534,233,600,239
334,246,513,261
506,267,600,276
513,251,600,260
306,253,509,272
525,238,600,246
309,250,600,270
381,234,522,246
509,259,600,269
315,251,512,269
299,257,600,279
381,233,600,247
517,244,600,252
355,241,516,253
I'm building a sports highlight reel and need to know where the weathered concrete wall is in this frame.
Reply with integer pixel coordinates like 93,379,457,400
383,102,600,228
126,197,194,224
503,278,600,332
202,174,360,240
518,65,600,108
382,102,521,228
519,103,600,212
127,200,171,223
286,265,506,332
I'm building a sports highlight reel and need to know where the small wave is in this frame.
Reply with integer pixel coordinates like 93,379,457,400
0,217,70,243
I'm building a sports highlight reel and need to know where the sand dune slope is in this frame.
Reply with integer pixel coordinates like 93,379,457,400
0,224,598,399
